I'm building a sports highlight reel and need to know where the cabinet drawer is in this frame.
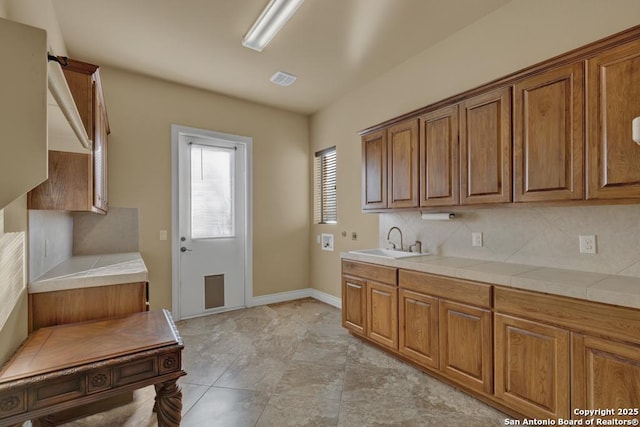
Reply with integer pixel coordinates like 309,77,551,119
30,375,85,409
113,357,158,386
494,287,640,346
342,260,396,285
399,270,491,308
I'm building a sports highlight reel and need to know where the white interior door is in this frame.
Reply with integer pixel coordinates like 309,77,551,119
176,132,248,318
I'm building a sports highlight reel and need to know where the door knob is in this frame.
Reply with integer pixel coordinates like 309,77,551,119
180,246,192,252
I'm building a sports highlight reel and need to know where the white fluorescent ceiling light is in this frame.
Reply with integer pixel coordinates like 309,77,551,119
242,0,305,52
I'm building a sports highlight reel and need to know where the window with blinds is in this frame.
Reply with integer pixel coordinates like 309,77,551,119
314,147,337,224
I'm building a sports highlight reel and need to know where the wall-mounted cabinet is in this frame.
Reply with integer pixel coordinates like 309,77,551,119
360,26,640,212
459,87,512,205
513,62,584,202
28,59,110,214
419,105,459,207
587,39,640,200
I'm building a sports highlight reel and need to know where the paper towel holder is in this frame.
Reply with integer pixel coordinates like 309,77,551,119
633,116,640,145
421,212,455,220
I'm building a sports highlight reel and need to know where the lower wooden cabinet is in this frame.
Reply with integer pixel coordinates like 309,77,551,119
398,289,438,369
342,260,398,349
398,270,493,394
342,276,367,336
366,281,398,350
572,334,640,420
342,261,640,421
29,282,147,331
494,314,570,420
440,300,492,394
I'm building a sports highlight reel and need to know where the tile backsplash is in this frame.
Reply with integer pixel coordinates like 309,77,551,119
73,207,139,255
380,204,640,277
29,210,73,281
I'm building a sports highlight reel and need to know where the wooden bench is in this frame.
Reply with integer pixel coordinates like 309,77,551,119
0,310,186,427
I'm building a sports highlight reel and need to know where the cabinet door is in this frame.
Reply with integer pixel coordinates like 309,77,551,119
514,62,584,202
366,281,398,350
494,314,570,420
342,276,367,336
587,39,640,199
460,87,512,205
93,83,108,213
398,289,439,369
362,130,387,210
439,300,492,394
572,334,640,421
387,119,419,208
419,105,459,207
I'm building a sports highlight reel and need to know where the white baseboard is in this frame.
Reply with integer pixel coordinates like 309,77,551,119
248,288,312,307
310,289,342,308
247,288,342,309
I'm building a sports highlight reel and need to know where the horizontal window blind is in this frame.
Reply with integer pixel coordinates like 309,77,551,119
314,147,337,224
0,232,25,330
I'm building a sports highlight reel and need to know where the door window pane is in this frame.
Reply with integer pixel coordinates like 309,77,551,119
191,144,234,238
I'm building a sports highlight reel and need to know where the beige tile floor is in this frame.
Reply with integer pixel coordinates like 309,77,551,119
60,298,509,426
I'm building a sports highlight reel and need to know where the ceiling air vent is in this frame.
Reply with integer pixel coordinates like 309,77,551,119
270,71,297,86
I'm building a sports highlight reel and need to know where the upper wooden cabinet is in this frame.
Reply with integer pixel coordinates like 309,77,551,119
362,130,387,210
514,62,584,202
587,39,640,200
460,87,512,205
28,59,110,214
419,106,459,207
387,120,419,208
360,26,640,212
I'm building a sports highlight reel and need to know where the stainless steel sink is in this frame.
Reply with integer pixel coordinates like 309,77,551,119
348,248,427,259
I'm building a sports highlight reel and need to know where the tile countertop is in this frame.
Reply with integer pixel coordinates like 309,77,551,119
341,252,640,310
29,252,148,294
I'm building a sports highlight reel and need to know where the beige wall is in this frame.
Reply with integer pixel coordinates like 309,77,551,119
100,66,310,310
309,0,640,297
0,196,28,365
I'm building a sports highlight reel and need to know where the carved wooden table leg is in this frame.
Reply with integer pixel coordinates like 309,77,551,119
155,379,182,427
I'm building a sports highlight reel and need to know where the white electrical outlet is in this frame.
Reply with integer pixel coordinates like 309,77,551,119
472,232,483,247
579,235,597,254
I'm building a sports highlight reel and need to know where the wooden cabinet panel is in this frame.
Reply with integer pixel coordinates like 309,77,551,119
93,83,108,212
387,119,419,208
419,105,459,207
439,300,492,394
342,276,367,336
343,260,396,286
514,62,584,202
27,150,93,212
398,289,439,369
460,87,512,205
399,269,491,309
587,39,640,199
362,130,387,210
366,281,398,350
572,334,640,420
29,282,147,331
495,314,570,420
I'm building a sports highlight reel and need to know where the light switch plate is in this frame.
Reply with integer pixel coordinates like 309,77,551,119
472,232,483,247
159,230,168,241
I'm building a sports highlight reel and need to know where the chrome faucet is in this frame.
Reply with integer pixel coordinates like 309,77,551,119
387,226,404,251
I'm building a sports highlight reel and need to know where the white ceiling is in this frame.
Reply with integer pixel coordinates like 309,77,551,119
52,0,510,114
